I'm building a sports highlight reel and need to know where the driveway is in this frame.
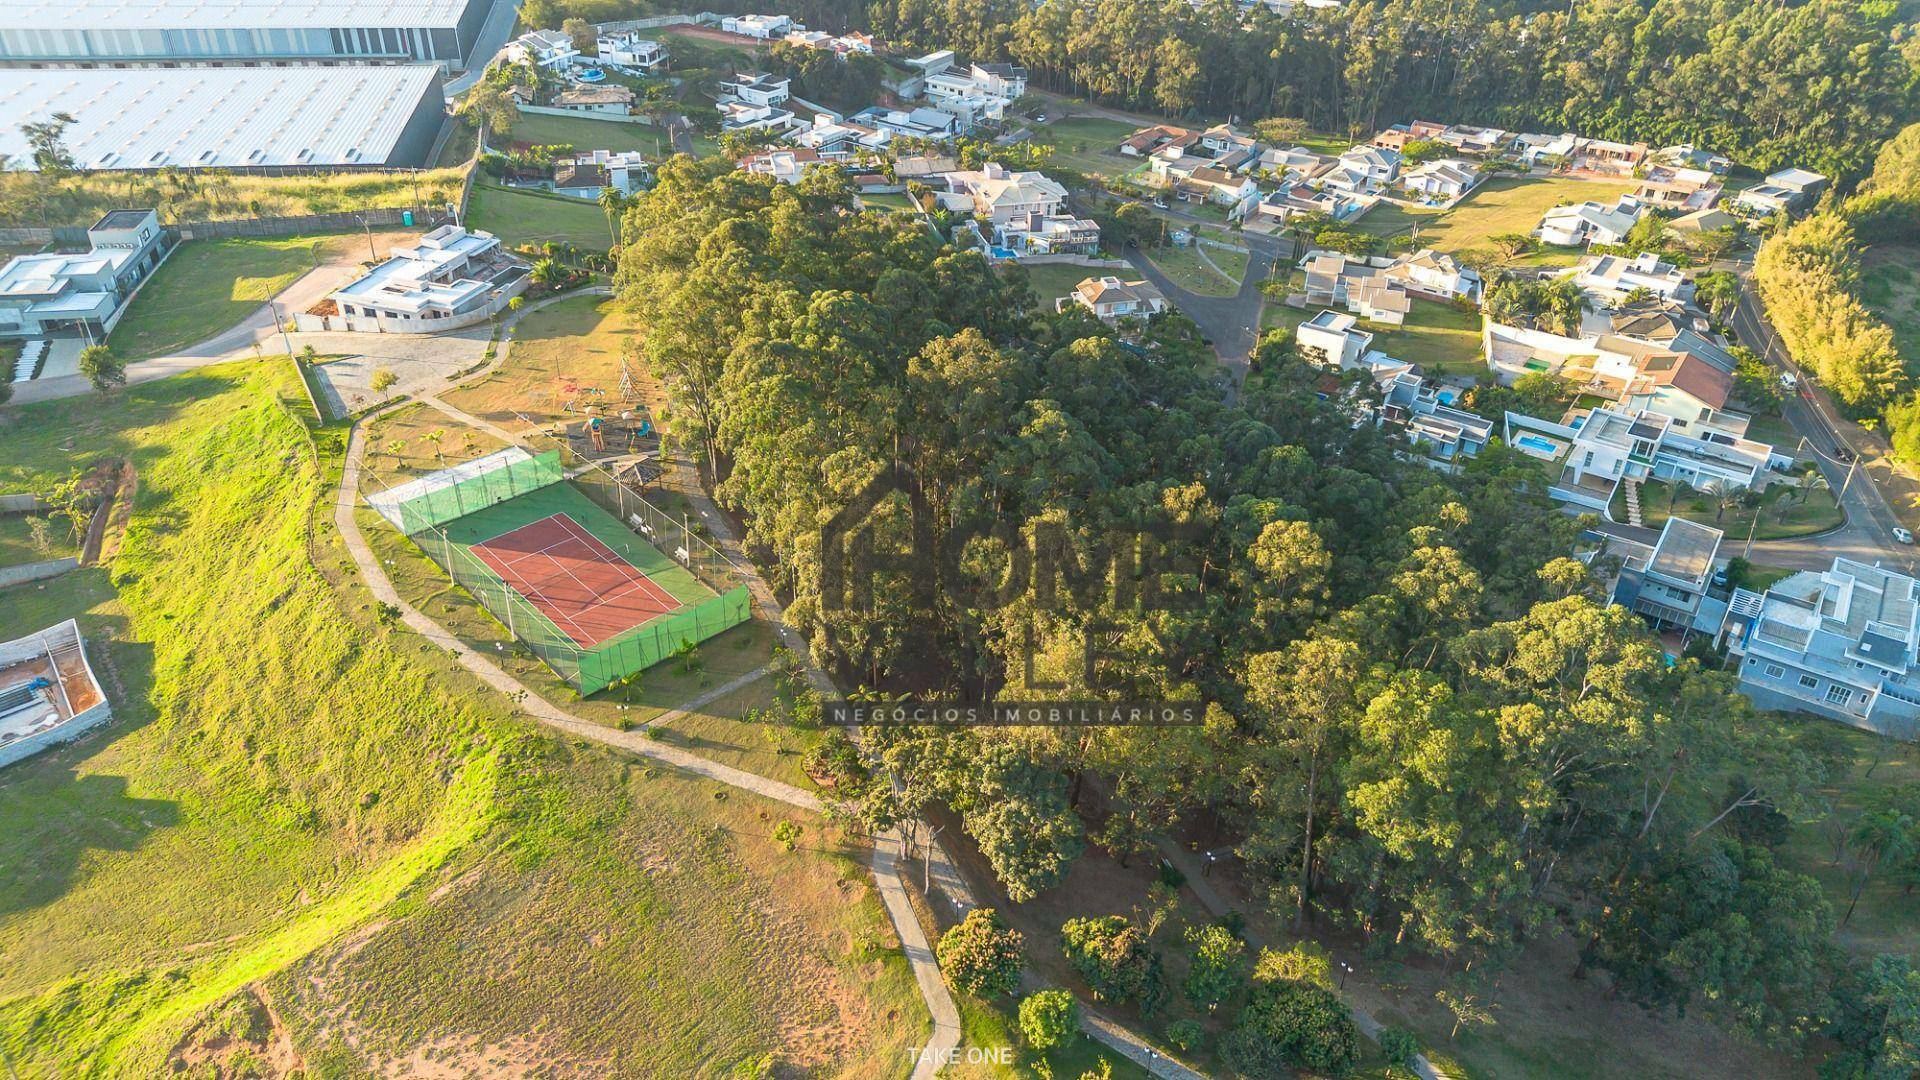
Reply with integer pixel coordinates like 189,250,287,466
1124,240,1278,371
305,328,494,416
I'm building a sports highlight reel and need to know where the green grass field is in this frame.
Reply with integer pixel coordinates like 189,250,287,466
1625,477,1844,540
507,112,670,155
1011,262,1130,311
110,235,335,359
1778,725,1920,959
1028,115,1141,178
1384,301,1485,374
467,183,618,251
0,361,925,1075
1359,177,1635,267
1146,243,1239,297
0,511,77,565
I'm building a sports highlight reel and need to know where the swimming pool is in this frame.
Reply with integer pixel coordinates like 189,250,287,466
575,67,607,83
1515,434,1559,454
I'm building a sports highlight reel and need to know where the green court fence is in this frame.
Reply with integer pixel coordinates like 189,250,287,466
552,436,745,598
398,447,756,696
394,450,565,535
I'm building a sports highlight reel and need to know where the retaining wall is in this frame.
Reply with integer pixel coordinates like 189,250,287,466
0,558,79,588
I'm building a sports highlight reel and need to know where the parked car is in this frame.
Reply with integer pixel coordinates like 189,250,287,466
1895,527,1913,545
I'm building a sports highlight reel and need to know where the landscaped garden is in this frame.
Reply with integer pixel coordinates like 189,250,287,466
1623,475,1844,540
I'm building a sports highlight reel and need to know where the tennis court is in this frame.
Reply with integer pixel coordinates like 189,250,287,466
373,448,752,694
470,512,677,648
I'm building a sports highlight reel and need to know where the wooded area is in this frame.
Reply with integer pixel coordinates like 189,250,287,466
617,157,1920,1073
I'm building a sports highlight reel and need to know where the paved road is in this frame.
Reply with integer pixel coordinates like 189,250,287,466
444,0,523,97
1123,240,1278,370
1726,276,1918,573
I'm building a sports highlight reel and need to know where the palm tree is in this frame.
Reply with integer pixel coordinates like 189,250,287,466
1702,478,1740,523
597,186,626,245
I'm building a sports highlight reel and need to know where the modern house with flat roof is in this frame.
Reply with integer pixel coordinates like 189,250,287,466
1605,517,1726,634
1723,558,1920,736
0,210,173,340
0,66,447,172
297,226,527,334
0,0,494,68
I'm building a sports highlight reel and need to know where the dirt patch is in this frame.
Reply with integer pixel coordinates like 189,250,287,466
385,1033,606,1079
168,984,305,1078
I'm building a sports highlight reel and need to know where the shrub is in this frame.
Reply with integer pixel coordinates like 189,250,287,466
937,908,1025,998
1164,1017,1205,1053
1251,942,1334,990
1060,915,1166,1013
1223,981,1360,1078
1378,1026,1420,1068
1018,988,1078,1051
370,368,398,392
1182,923,1247,1010
772,821,802,852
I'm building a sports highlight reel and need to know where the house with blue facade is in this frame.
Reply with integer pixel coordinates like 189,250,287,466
1722,558,1920,737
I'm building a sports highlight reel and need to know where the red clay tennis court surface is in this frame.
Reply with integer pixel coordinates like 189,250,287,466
469,513,678,648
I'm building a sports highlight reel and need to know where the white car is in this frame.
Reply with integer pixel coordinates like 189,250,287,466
1895,527,1914,545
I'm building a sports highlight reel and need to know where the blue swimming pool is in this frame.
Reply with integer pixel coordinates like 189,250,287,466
989,245,1018,259
1515,434,1559,454
576,67,607,83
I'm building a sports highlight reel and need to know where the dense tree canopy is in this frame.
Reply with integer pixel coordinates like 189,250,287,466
618,155,1857,1057
846,0,1919,181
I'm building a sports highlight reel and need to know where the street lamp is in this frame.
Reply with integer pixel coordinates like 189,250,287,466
1339,961,1353,990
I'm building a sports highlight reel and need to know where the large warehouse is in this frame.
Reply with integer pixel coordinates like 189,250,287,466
0,66,449,172
0,0,494,68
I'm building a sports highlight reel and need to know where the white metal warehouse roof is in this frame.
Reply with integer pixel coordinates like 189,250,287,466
0,66,444,171
3,0,481,30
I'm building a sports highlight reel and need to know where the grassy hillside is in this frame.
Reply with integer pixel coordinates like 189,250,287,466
0,363,923,1076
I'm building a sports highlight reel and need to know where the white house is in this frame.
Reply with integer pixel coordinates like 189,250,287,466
1538,195,1647,247
741,147,822,184
1723,559,1920,737
721,13,794,38
1336,145,1401,186
720,72,791,109
300,226,528,335
851,106,960,140
1296,310,1376,369
941,163,1066,225
596,31,667,73
1401,158,1479,200
0,209,173,342
790,114,891,157
1384,249,1480,301
1058,276,1168,321
719,100,797,132
1562,252,1695,305
507,29,580,69
1735,167,1829,218
554,150,650,196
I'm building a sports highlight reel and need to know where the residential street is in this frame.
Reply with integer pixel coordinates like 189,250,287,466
1727,275,1919,574
1123,238,1282,369
444,0,523,97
